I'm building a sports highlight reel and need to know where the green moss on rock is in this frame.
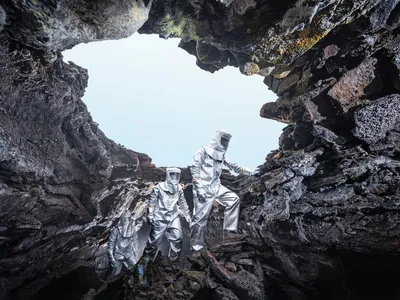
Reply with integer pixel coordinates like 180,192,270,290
160,13,198,41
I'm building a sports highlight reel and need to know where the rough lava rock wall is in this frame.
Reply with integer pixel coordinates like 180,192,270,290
0,0,400,299
0,1,155,297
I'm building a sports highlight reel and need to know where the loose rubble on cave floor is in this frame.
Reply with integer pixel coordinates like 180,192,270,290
122,241,265,300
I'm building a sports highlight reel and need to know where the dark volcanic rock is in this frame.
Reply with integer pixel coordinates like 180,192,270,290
0,34,154,299
0,0,400,300
2,0,153,50
139,0,398,75
353,94,400,143
327,57,378,112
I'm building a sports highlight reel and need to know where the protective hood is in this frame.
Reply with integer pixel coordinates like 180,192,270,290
204,130,232,161
117,210,135,238
159,167,181,194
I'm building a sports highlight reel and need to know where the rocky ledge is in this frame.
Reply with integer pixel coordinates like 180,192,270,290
1,0,400,299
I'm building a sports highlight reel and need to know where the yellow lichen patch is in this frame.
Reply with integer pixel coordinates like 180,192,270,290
250,9,337,68
286,11,332,53
161,13,199,41
243,62,260,75
272,62,295,79
278,27,330,64
166,18,185,36
296,28,329,50
273,70,291,79
131,3,148,23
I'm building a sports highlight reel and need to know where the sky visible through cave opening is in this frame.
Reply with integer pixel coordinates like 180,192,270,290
63,34,285,170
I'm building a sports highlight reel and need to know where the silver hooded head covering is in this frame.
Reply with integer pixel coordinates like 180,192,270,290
159,167,181,194
204,130,232,161
117,210,135,238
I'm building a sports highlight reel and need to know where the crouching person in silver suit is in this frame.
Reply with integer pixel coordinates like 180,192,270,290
108,210,142,277
108,201,149,285
144,167,191,261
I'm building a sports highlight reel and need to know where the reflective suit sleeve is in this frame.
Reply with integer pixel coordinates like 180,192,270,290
108,228,117,261
134,215,145,231
190,147,206,189
148,186,159,220
224,158,252,175
134,201,147,231
178,188,191,220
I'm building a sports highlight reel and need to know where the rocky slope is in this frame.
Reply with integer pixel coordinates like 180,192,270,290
0,0,400,299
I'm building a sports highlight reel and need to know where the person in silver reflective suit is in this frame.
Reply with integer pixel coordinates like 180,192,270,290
190,130,256,252
108,210,144,277
144,167,191,261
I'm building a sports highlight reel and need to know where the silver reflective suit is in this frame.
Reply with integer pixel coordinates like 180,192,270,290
108,210,144,276
190,130,252,251
144,167,191,260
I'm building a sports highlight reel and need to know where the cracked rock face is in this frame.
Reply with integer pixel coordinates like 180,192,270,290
0,31,154,299
0,0,400,299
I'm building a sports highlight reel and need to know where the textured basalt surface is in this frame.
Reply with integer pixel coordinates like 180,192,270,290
0,0,400,299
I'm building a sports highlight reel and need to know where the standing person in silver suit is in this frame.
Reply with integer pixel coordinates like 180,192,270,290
190,130,256,252
144,167,191,261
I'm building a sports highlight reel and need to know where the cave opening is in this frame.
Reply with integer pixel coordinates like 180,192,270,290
62,33,285,170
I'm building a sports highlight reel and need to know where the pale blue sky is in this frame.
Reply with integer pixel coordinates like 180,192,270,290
63,34,284,170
